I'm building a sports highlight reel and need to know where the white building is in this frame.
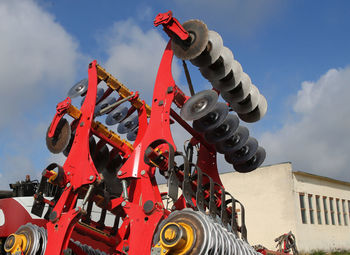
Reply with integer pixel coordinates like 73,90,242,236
219,162,350,252
159,162,350,252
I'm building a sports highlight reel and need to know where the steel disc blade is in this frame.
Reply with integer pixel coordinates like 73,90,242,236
68,79,88,98
221,72,251,103
171,19,209,60
127,127,138,141
211,60,243,91
199,47,234,81
233,146,266,173
230,85,260,114
204,114,239,143
89,136,96,156
93,144,109,172
224,137,258,164
190,30,223,67
193,102,229,133
80,87,105,106
106,154,123,174
46,118,71,154
238,95,267,123
215,126,249,154
94,97,117,115
105,106,128,126
180,90,218,121
118,115,139,134
63,130,75,157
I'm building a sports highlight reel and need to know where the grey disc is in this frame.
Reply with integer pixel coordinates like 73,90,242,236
190,30,223,67
180,90,218,121
215,126,249,154
127,127,138,141
93,144,109,172
199,47,234,81
193,102,229,133
46,118,71,154
224,137,258,164
94,97,117,115
211,60,243,91
80,87,105,106
229,85,260,114
171,19,209,60
233,146,266,173
68,78,88,98
221,72,252,103
105,106,128,126
204,114,239,144
238,94,267,123
117,115,139,134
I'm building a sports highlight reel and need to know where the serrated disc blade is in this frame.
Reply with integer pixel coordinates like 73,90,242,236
118,115,139,134
68,79,88,98
215,126,249,154
238,95,268,123
211,60,243,91
190,30,223,67
46,118,71,154
180,90,218,121
233,146,266,173
230,85,260,114
200,46,234,81
171,19,209,60
224,137,258,164
105,106,128,126
221,72,251,103
204,114,239,143
127,128,138,141
193,102,229,133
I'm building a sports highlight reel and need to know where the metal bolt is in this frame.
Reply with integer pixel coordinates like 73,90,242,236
121,201,126,207
80,122,84,127
67,172,70,175
141,170,146,176
89,175,94,181
117,170,123,176
66,183,71,188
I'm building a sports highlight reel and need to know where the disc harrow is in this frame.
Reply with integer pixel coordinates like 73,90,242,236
3,10,269,255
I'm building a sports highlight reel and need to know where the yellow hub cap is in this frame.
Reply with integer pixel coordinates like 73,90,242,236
4,233,28,255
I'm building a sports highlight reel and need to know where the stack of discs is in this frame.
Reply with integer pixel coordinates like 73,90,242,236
171,20,268,123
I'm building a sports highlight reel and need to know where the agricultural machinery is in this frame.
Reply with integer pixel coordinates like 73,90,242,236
0,11,268,255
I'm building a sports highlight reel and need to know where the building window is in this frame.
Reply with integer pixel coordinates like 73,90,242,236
336,199,342,225
299,193,307,224
308,195,315,224
342,200,348,226
323,197,329,225
329,198,335,225
316,196,322,224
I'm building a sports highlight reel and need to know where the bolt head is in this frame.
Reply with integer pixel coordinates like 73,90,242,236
117,170,123,176
141,170,146,176
89,175,94,181
121,201,126,207
66,183,71,188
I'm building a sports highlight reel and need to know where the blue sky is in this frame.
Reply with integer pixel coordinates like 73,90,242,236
0,0,350,188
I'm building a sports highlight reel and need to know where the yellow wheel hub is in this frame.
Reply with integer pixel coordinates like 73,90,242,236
4,233,28,255
156,222,195,255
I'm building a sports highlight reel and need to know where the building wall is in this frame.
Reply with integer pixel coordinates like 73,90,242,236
219,163,298,250
293,173,350,251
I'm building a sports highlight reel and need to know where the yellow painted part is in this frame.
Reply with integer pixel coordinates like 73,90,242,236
158,222,195,255
67,105,134,152
48,170,58,183
96,64,152,116
4,234,27,255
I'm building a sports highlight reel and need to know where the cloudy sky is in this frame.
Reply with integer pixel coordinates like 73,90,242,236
0,0,349,188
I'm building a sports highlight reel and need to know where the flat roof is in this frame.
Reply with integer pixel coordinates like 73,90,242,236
293,171,350,188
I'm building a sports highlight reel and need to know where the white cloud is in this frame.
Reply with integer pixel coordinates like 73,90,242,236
0,0,80,129
260,66,350,181
101,19,181,104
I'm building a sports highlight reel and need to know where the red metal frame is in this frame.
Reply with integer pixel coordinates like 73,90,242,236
1,11,245,255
